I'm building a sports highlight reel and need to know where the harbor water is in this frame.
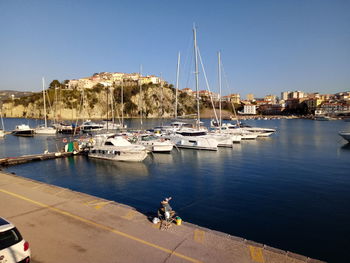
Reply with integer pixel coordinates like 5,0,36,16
1,118,350,262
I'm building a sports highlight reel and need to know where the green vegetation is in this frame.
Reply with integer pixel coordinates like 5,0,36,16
5,81,202,118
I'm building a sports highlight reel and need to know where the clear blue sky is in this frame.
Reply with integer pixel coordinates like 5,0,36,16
0,0,349,98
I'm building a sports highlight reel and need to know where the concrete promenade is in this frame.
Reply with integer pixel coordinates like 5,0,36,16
0,171,324,263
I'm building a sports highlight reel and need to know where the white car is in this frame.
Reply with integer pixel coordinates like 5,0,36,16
0,217,30,263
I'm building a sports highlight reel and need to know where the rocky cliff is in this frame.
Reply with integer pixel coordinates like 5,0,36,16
1,84,198,120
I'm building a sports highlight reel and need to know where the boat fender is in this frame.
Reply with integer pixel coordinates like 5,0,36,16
152,217,160,224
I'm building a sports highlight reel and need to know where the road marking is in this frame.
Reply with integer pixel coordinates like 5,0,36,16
249,245,265,263
194,229,205,243
84,199,113,210
0,189,202,263
123,210,137,220
93,201,113,210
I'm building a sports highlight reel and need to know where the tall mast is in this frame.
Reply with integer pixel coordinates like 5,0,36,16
106,86,109,131
54,86,57,124
160,73,164,126
121,82,124,128
218,51,222,129
139,70,143,130
193,25,200,129
175,52,180,119
42,77,47,128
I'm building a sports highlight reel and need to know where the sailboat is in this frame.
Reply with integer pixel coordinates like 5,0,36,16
35,78,57,135
169,26,219,151
208,51,241,146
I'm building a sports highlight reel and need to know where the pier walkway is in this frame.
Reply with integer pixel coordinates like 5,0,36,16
0,152,78,167
0,171,324,263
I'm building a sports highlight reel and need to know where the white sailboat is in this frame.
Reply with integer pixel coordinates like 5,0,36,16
169,26,219,151
35,78,57,135
208,51,241,146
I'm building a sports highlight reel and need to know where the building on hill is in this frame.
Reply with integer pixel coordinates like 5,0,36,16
243,104,256,115
246,93,254,101
304,98,324,113
259,104,284,115
230,94,241,104
67,72,165,90
182,88,194,96
264,95,277,104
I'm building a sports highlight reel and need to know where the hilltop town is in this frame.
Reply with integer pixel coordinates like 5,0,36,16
1,71,350,119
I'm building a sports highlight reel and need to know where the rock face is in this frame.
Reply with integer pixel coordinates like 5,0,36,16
1,84,197,120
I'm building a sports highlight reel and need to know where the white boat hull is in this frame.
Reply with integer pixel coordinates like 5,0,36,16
139,141,173,152
170,135,218,151
35,127,57,135
89,147,148,162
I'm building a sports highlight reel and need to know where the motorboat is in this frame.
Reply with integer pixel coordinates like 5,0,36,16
55,123,80,134
339,131,350,143
238,123,276,137
80,120,104,133
218,124,258,140
211,119,275,138
0,129,4,138
136,134,174,153
89,135,148,162
12,124,34,137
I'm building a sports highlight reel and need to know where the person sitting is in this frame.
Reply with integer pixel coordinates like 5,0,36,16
158,197,175,222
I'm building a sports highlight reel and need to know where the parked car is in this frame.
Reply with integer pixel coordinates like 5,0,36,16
0,217,30,263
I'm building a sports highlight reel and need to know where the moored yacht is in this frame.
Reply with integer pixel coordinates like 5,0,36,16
12,124,34,137
219,124,258,140
34,78,57,135
169,128,219,151
34,124,57,135
89,134,148,162
238,123,276,137
136,134,174,153
55,123,80,134
81,120,104,133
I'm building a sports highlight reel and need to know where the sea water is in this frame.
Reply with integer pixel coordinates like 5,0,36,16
1,118,350,262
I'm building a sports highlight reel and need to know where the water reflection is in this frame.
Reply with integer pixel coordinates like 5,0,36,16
3,118,350,263
89,158,149,177
340,143,350,151
150,152,174,164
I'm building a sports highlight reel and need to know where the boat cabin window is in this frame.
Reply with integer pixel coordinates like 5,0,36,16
105,141,114,145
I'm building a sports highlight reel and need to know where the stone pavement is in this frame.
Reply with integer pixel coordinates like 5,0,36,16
0,171,325,263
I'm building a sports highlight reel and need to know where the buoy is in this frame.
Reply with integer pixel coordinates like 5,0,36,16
176,216,182,226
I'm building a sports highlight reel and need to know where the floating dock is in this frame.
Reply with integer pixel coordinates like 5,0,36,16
0,152,80,167
0,171,325,263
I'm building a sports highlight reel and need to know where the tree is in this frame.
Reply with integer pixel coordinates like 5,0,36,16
49,80,61,89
